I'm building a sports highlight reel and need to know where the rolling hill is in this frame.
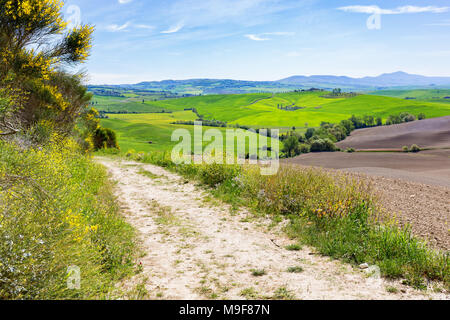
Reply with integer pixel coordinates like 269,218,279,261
96,90,450,129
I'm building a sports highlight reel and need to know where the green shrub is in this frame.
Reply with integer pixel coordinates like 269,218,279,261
93,127,119,150
346,148,356,153
410,144,421,153
299,144,311,154
402,146,409,153
310,138,336,152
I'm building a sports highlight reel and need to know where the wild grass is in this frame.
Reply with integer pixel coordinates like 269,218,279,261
287,266,304,273
0,139,137,299
128,150,449,290
251,269,266,277
285,244,302,251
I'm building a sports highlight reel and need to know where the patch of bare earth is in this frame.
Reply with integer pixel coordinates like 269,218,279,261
336,116,450,150
97,157,448,300
284,152,450,251
345,171,450,251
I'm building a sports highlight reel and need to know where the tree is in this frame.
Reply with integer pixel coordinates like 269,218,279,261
332,88,342,96
363,115,375,127
0,0,94,138
305,128,315,139
340,119,355,135
282,135,300,157
376,117,383,126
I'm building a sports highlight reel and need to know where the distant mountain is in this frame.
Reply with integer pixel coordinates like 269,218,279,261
90,72,450,95
278,72,450,89
102,79,300,95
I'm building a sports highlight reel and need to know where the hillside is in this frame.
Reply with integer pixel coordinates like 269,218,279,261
97,91,450,129
336,116,450,150
367,89,450,104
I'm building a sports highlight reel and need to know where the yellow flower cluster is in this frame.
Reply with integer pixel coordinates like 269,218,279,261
3,0,67,32
64,209,99,242
44,84,69,110
67,25,94,62
20,50,55,80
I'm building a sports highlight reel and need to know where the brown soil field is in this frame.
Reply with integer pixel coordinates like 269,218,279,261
284,152,450,250
284,150,450,188
284,150,450,251
337,116,450,150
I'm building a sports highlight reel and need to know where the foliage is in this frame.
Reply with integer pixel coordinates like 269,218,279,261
410,144,421,153
93,127,120,151
0,139,136,299
310,138,336,152
0,0,95,143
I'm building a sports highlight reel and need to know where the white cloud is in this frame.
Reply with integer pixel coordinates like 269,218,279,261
245,32,294,41
338,5,449,15
164,0,303,29
161,21,184,34
118,0,132,4
106,22,130,32
135,24,154,30
245,34,269,41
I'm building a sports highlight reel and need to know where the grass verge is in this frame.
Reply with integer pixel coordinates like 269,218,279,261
124,150,449,290
0,139,137,299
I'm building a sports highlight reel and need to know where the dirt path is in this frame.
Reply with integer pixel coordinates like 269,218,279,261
98,157,448,300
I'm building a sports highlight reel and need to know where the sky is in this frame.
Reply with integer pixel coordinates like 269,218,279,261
63,0,450,84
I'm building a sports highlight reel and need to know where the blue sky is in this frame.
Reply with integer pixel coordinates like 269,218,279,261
64,0,450,84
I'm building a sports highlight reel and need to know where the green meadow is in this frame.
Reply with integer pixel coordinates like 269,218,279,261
368,89,450,104
101,111,278,154
98,90,450,153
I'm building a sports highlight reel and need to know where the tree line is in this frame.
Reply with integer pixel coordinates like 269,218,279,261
280,112,427,158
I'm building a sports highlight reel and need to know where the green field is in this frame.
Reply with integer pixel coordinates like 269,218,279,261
101,111,278,154
97,90,450,153
368,89,450,104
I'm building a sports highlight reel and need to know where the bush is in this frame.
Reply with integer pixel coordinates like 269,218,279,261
93,127,119,150
310,138,336,152
299,144,311,154
346,148,356,153
410,144,421,153
403,146,409,153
